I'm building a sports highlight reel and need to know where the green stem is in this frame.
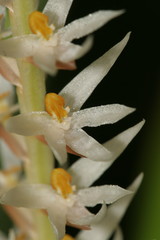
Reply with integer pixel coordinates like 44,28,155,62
9,1,56,240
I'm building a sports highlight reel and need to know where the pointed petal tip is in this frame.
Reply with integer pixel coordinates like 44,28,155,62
108,9,126,17
135,172,144,186
128,172,144,193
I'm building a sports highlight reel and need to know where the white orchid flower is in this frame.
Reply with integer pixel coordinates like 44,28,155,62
0,76,27,165
0,4,21,88
75,173,143,240
0,119,144,240
0,167,131,240
0,0,125,75
6,33,134,164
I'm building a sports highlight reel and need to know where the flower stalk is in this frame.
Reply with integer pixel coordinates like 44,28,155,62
8,1,55,240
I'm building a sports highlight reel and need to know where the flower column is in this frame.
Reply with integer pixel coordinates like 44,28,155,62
9,1,56,240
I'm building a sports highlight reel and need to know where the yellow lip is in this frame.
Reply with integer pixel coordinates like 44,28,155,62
29,11,53,40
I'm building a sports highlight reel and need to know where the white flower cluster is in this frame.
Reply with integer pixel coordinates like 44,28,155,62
0,1,144,240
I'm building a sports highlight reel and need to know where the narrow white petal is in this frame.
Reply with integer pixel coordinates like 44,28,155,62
68,203,107,227
58,10,124,42
77,185,131,207
73,35,94,60
98,173,144,240
0,35,37,58
44,128,67,165
71,104,135,129
69,120,145,188
113,227,123,240
6,112,68,164
65,129,112,161
57,42,84,63
60,33,130,111
58,36,93,63
47,203,67,240
90,203,107,224
6,112,50,136
0,184,55,208
33,45,57,75
67,202,94,226
76,174,143,240
43,0,73,28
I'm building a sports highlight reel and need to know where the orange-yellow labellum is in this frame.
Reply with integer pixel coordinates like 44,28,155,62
51,168,73,198
62,234,75,240
45,93,68,122
29,11,53,39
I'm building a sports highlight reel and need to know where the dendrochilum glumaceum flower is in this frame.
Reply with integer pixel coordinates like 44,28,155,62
74,173,143,240
0,0,124,75
0,118,144,240
0,75,26,162
0,168,130,240
6,33,135,165
0,5,21,88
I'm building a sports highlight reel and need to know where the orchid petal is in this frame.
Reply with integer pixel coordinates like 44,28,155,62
76,174,143,240
43,0,73,28
33,46,57,75
71,104,135,129
58,36,93,63
6,112,50,136
67,202,94,226
0,35,37,58
65,128,112,161
6,112,68,164
57,42,85,63
73,35,94,60
69,120,144,188
0,184,56,208
0,123,27,163
44,128,67,165
58,10,124,42
97,173,144,240
0,57,21,88
60,32,130,111
68,203,107,226
77,185,131,207
47,203,67,240
113,227,123,240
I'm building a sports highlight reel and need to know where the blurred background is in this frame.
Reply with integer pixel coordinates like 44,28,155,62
2,0,160,239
